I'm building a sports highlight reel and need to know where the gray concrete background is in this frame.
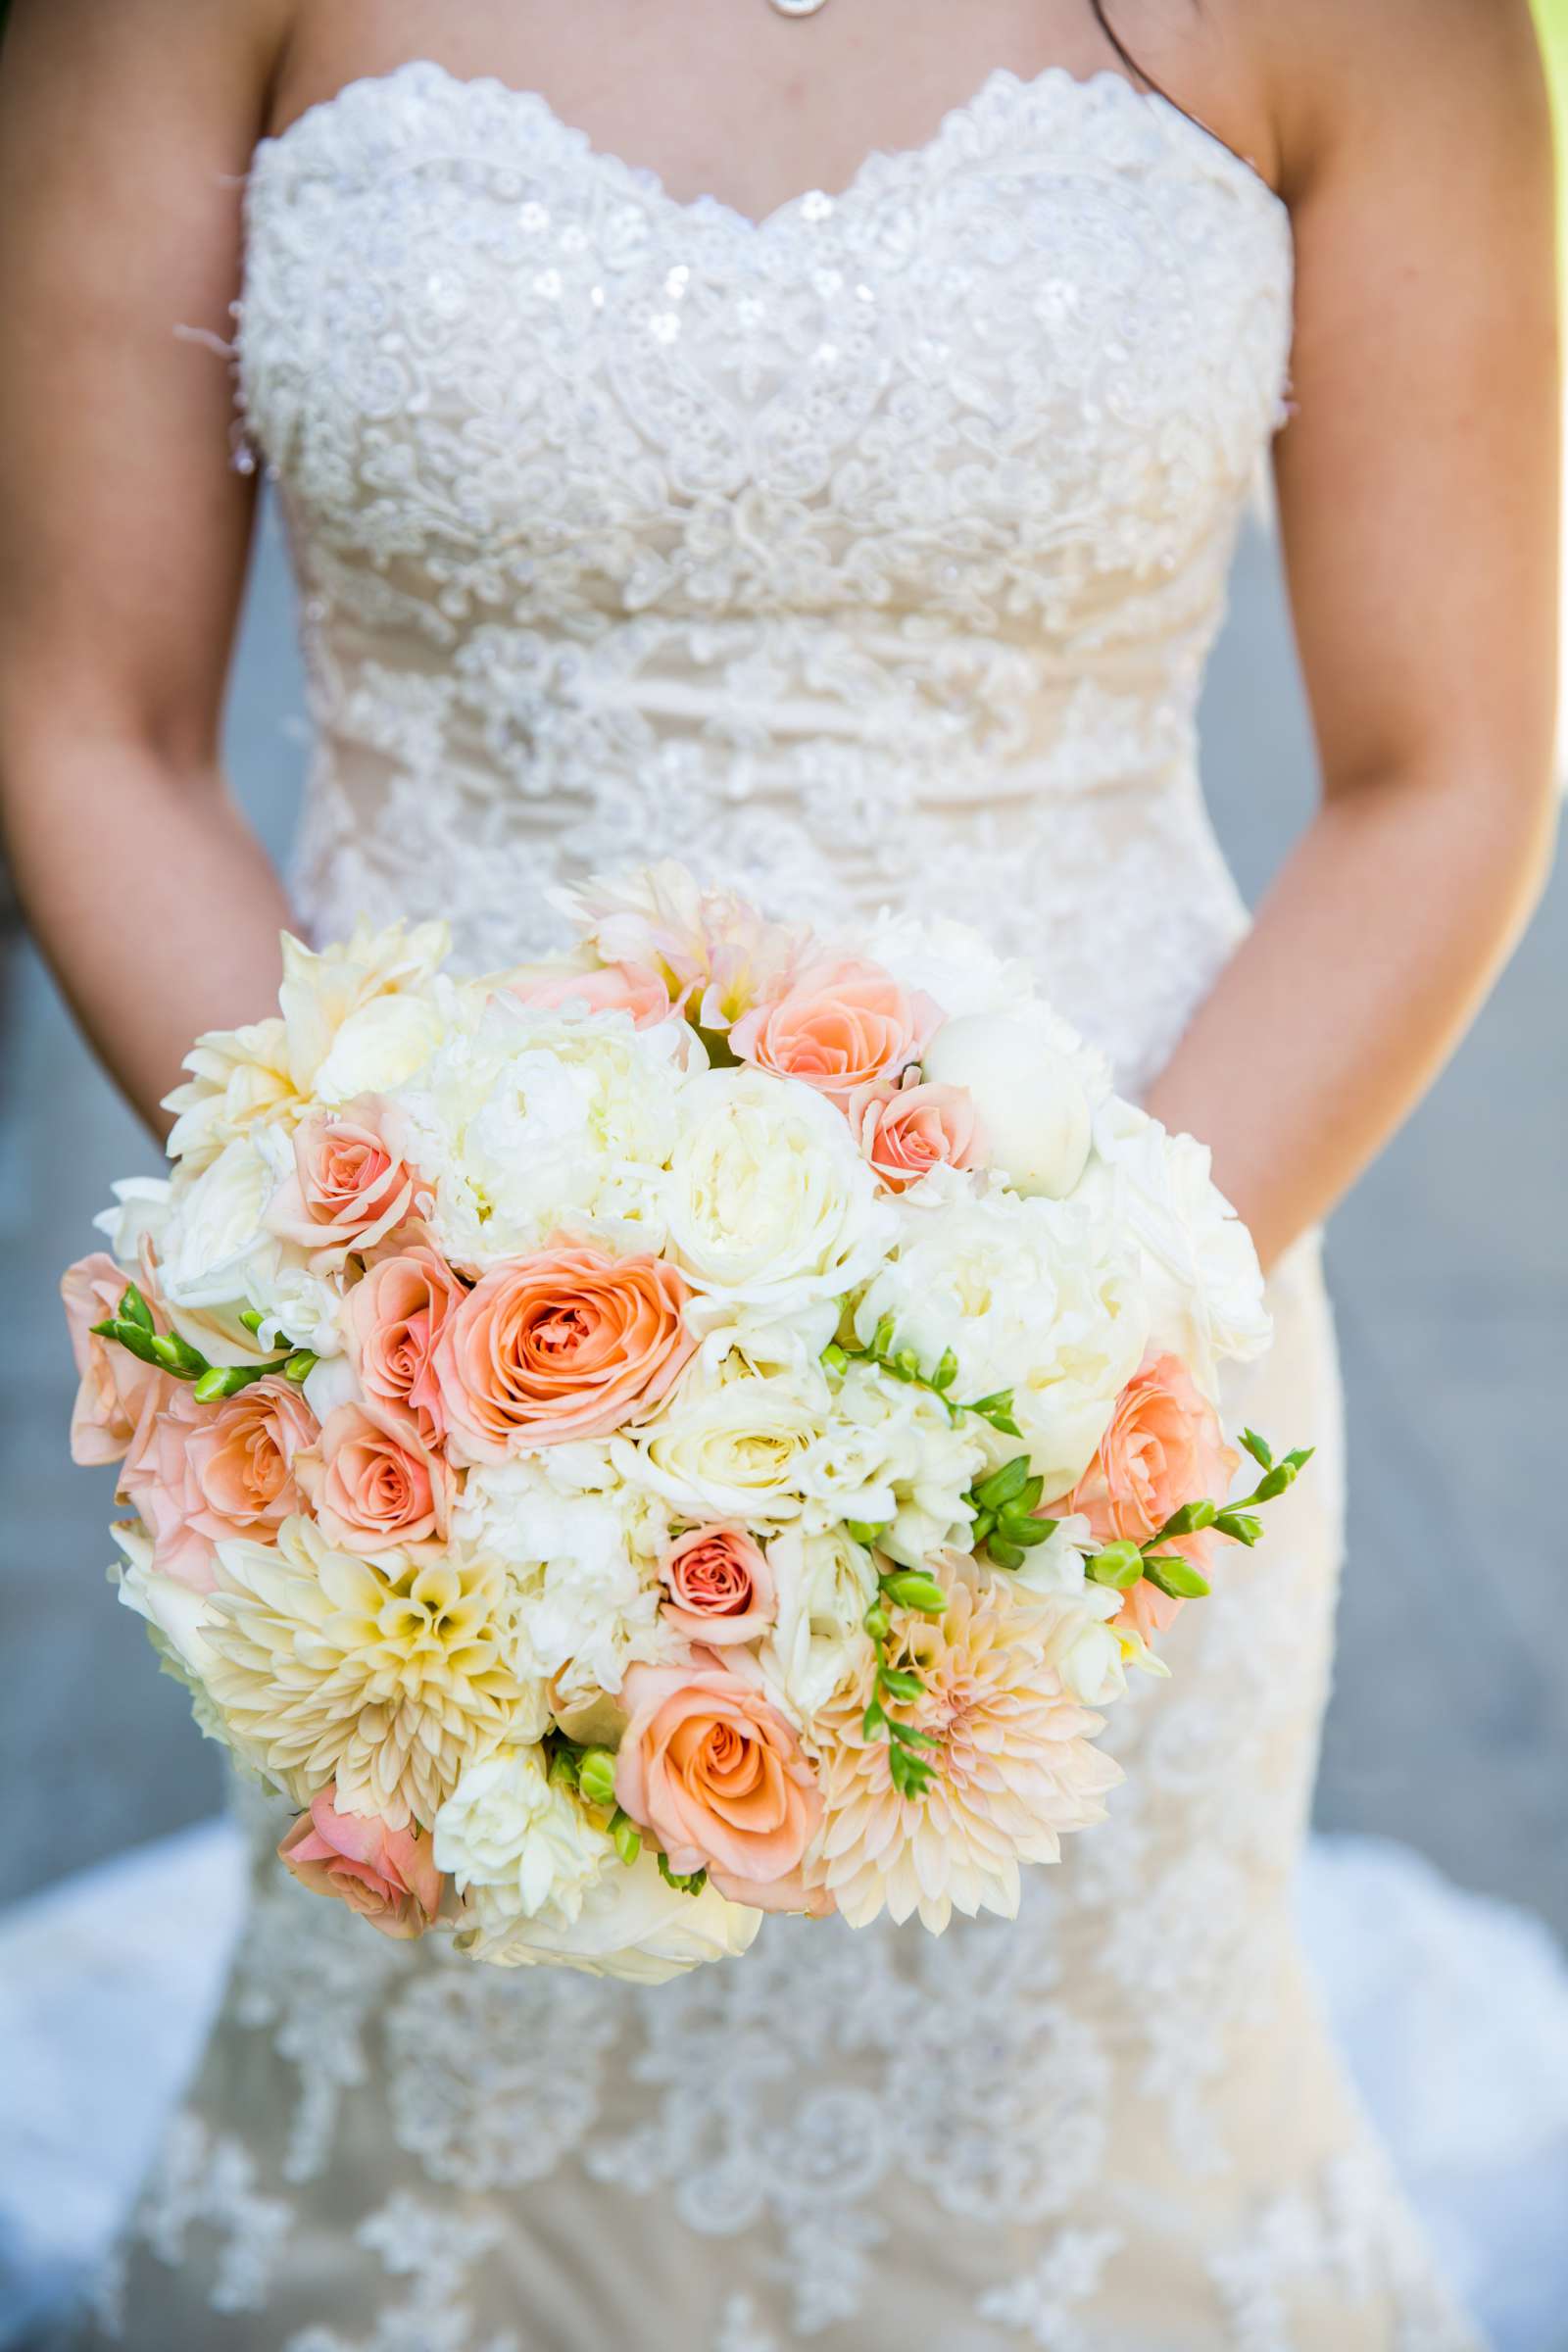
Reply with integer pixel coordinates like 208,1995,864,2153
2,505,1564,1936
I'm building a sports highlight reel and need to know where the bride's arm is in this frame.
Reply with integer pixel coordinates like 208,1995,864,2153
0,0,297,1138
1142,0,1560,1270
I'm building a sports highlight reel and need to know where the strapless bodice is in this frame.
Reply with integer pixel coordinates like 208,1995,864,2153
238,60,1293,1092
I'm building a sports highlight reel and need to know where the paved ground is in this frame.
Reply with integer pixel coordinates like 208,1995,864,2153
3,508,1564,1936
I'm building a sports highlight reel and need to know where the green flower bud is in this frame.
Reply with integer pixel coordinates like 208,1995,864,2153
933,1348,959,1393
862,1604,892,1641
844,1519,888,1549
861,1697,889,1740
1086,1541,1144,1592
880,1572,948,1615
610,1809,641,1867
284,1352,318,1384
1240,1428,1273,1470
988,1538,1025,1571
118,1285,156,1334
974,1455,1031,1512
238,1309,268,1337
1253,1463,1296,1501
1214,1509,1264,1546
1160,1497,1218,1539
1143,1552,1211,1600
191,1368,231,1403
877,1664,925,1704
576,1747,617,1808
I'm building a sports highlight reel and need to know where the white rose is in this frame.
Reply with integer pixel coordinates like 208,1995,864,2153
800,1363,984,1567
92,1176,172,1264
277,918,449,1101
1084,1099,1272,1395
922,1013,1097,1200
382,994,685,1267
854,1172,1147,1499
454,1465,669,1703
112,1521,218,1682
455,1847,761,1982
760,1525,878,1728
663,1067,893,1346
434,1746,613,1929
156,1137,275,1311
617,1363,830,1527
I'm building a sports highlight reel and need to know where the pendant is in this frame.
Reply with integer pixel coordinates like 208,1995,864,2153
768,0,830,15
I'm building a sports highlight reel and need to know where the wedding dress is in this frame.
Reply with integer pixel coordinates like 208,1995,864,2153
68,61,1489,2350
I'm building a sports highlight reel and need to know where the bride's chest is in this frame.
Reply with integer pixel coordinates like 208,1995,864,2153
237,66,1293,626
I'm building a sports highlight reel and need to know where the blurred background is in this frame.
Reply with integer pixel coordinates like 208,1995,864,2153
0,2,1564,2347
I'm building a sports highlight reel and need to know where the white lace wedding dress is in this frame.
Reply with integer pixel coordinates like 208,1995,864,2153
68,61,1491,2350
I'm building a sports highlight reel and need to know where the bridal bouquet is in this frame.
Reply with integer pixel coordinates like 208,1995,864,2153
62,864,1308,1982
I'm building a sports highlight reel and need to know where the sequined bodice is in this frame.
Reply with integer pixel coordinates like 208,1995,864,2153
239,60,1293,1094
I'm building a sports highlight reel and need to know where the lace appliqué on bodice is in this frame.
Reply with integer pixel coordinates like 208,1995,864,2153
238,62,1292,1094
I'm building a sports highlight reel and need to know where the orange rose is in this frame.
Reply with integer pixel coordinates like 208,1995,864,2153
277,1784,442,1939
301,1397,453,1552
850,1074,989,1193
344,1245,466,1442
660,1526,776,1645
121,1374,318,1592
266,1109,417,1267
60,1251,171,1466
1062,1352,1239,1641
729,956,940,1105
613,1653,825,1913
433,1241,695,1460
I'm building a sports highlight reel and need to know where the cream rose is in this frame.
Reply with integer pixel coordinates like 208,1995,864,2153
663,1067,892,1342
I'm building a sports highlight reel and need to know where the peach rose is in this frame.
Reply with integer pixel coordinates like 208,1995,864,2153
849,1073,989,1193
277,1784,442,1939
344,1246,466,1442
1062,1351,1239,1642
434,1241,696,1460
60,1252,171,1466
660,1526,776,1645
614,1652,825,1912
507,959,674,1028
266,1109,417,1266
728,956,941,1105
121,1375,318,1592
301,1397,453,1552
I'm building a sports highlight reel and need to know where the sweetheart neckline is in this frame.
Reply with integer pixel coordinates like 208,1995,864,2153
250,56,1292,244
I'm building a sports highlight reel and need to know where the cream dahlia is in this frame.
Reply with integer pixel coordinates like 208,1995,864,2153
808,1558,1122,1932
202,1513,532,1829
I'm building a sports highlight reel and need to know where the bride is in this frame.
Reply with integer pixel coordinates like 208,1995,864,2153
0,0,1557,2345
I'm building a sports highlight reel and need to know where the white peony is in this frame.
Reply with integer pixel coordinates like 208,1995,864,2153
617,1361,831,1527
381,992,686,1267
454,1460,670,1704
1082,1098,1271,1396
760,1525,878,1729
454,1846,761,1982
434,1745,613,1928
663,1067,893,1347
856,908,1033,1019
853,1170,1148,1500
799,1362,984,1567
